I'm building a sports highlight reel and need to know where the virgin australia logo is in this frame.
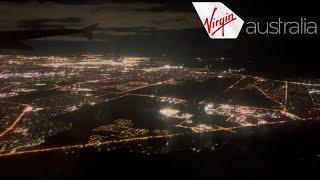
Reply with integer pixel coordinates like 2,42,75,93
192,2,244,39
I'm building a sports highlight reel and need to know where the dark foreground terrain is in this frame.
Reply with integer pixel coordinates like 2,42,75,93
1,120,320,179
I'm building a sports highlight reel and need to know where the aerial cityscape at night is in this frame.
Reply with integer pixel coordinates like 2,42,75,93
0,54,319,157
1,0,320,179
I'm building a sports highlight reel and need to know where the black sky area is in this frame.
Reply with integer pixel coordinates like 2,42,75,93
1,0,320,78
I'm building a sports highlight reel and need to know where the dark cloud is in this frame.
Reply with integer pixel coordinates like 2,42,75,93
91,3,164,13
0,2,199,31
2,0,320,16
18,17,82,29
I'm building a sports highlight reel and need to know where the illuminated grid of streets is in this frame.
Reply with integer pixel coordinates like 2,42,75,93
0,54,320,157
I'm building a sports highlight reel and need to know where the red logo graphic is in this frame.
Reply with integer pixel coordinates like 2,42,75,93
193,2,244,39
203,7,237,36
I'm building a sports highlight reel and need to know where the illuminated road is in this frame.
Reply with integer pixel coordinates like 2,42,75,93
0,102,32,138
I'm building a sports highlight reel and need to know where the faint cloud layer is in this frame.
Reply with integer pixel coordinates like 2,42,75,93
18,17,83,29
0,2,200,40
